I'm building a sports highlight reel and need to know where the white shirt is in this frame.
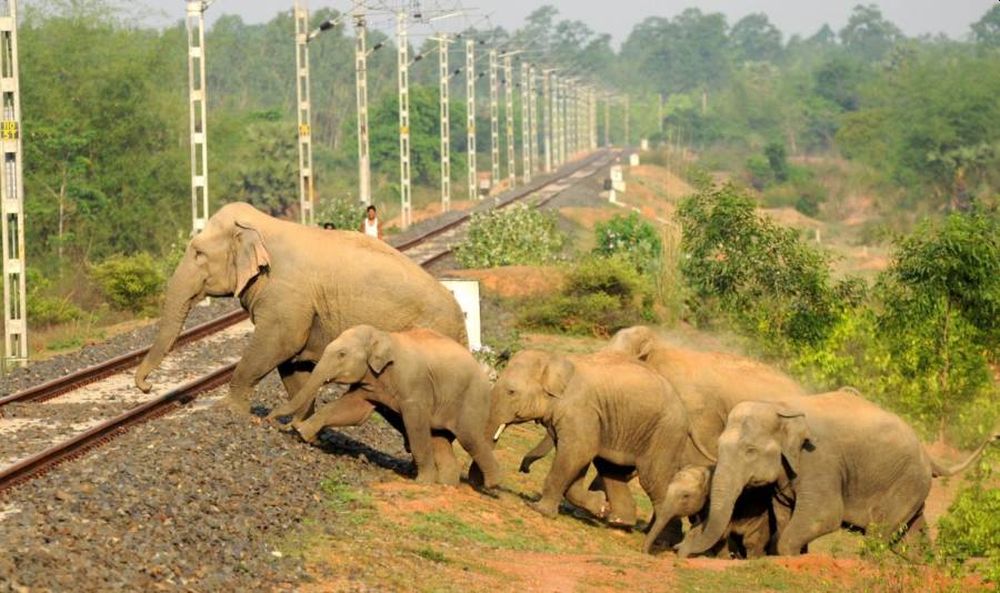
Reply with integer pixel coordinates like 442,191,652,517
364,217,379,238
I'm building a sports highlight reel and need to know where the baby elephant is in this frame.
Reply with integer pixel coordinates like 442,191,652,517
271,325,502,489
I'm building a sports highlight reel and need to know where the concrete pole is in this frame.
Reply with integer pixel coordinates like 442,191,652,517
488,48,500,188
396,12,412,227
542,70,552,173
186,0,209,234
466,39,477,200
503,54,516,189
527,65,538,175
293,0,314,225
354,9,371,205
438,35,451,212
0,0,27,369
519,62,531,184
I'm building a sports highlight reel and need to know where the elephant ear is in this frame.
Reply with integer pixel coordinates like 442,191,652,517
367,330,394,374
233,221,271,296
636,333,655,361
777,410,813,476
541,356,575,397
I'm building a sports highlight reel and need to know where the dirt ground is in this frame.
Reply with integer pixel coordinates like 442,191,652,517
441,266,566,299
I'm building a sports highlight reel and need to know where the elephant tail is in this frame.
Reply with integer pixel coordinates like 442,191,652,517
688,430,717,464
929,431,1000,478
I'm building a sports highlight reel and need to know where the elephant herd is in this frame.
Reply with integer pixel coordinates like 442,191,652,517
136,202,996,559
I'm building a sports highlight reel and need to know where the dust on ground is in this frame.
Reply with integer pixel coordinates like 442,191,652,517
442,266,565,299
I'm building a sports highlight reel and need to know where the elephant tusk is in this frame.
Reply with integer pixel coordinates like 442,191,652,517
493,423,507,441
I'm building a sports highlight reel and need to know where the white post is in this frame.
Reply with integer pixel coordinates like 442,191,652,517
396,12,412,227
528,65,538,175
503,54,516,189
354,9,371,206
0,0,27,369
488,48,499,189
589,87,597,150
186,0,209,234
604,94,611,147
552,75,562,167
542,70,552,173
519,62,531,184
466,39,477,200
438,35,451,212
294,1,314,225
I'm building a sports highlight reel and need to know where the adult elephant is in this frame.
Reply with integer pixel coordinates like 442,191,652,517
678,391,999,557
521,325,807,528
488,349,693,553
134,202,467,414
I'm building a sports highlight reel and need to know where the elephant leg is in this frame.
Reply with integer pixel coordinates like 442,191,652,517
776,492,842,556
896,509,930,560
565,471,607,518
636,459,679,554
292,390,376,444
532,446,593,518
454,426,502,490
592,459,637,527
398,400,437,484
432,435,461,486
227,319,309,413
520,435,554,474
270,359,319,422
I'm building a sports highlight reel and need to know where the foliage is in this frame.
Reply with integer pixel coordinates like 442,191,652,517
937,448,1000,583
520,254,654,337
592,212,663,274
88,253,164,312
316,197,365,232
677,183,846,351
25,268,85,326
454,204,565,268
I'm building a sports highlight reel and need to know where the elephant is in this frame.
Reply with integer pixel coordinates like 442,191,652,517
488,348,692,553
268,325,501,489
134,202,467,415
520,325,806,529
677,390,1000,557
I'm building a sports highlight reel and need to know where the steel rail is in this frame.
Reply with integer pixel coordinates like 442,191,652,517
0,363,235,493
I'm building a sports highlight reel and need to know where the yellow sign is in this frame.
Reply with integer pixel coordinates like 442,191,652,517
1,120,17,140
298,123,310,137
400,125,409,135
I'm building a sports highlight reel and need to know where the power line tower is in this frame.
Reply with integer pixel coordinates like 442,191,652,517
1,0,26,370
589,87,597,150
465,39,477,200
488,48,500,189
552,74,562,167
186,0,211,235
436,34,452,212
354,8,372,206
519,62,531,184
396,10,412,227
604,94,611,147
293,0,314,225
502,53,516,189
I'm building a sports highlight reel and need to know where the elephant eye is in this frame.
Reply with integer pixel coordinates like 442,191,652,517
338,351,346,358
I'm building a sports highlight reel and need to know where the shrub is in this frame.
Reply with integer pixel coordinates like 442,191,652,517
937,448,1000,583
745,154,773,190
89,253,165,313
520,254,655,336
593,212,663,274
25,268,85,326
316,197,364,232
454,204,565,268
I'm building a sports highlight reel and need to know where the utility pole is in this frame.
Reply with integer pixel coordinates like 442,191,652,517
553,75,563,167
396,11,412,227
542,70,552,173
488,48,500,189
604,94,611,147
519,62,531,184
1,0,26,369
186,0,211,235
293,0,314,225
465,39,477,200
527,65,538,176
503,53,516,189
437,34,451,211
623,95,630,147
589,87,597,150
354,9,371,206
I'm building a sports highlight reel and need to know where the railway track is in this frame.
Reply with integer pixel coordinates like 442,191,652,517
0,149,617,493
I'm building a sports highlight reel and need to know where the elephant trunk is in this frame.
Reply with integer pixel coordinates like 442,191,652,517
134,251,205,392
678,470,743,557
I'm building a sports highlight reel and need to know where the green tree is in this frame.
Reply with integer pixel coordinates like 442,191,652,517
971,4,1000,48
839,4,903,62
729,13,783,64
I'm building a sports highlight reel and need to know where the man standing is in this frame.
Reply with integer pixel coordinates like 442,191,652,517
360,204,383,240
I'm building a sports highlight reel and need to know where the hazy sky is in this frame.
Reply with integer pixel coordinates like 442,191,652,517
151,1,991,46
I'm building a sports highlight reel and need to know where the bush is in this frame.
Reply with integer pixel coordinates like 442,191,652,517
520,254,655,336
937,448,1000,583
89,253,165,313
25,268,85,326
454,204,565,268
316,197,364,232
593,212,663,274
